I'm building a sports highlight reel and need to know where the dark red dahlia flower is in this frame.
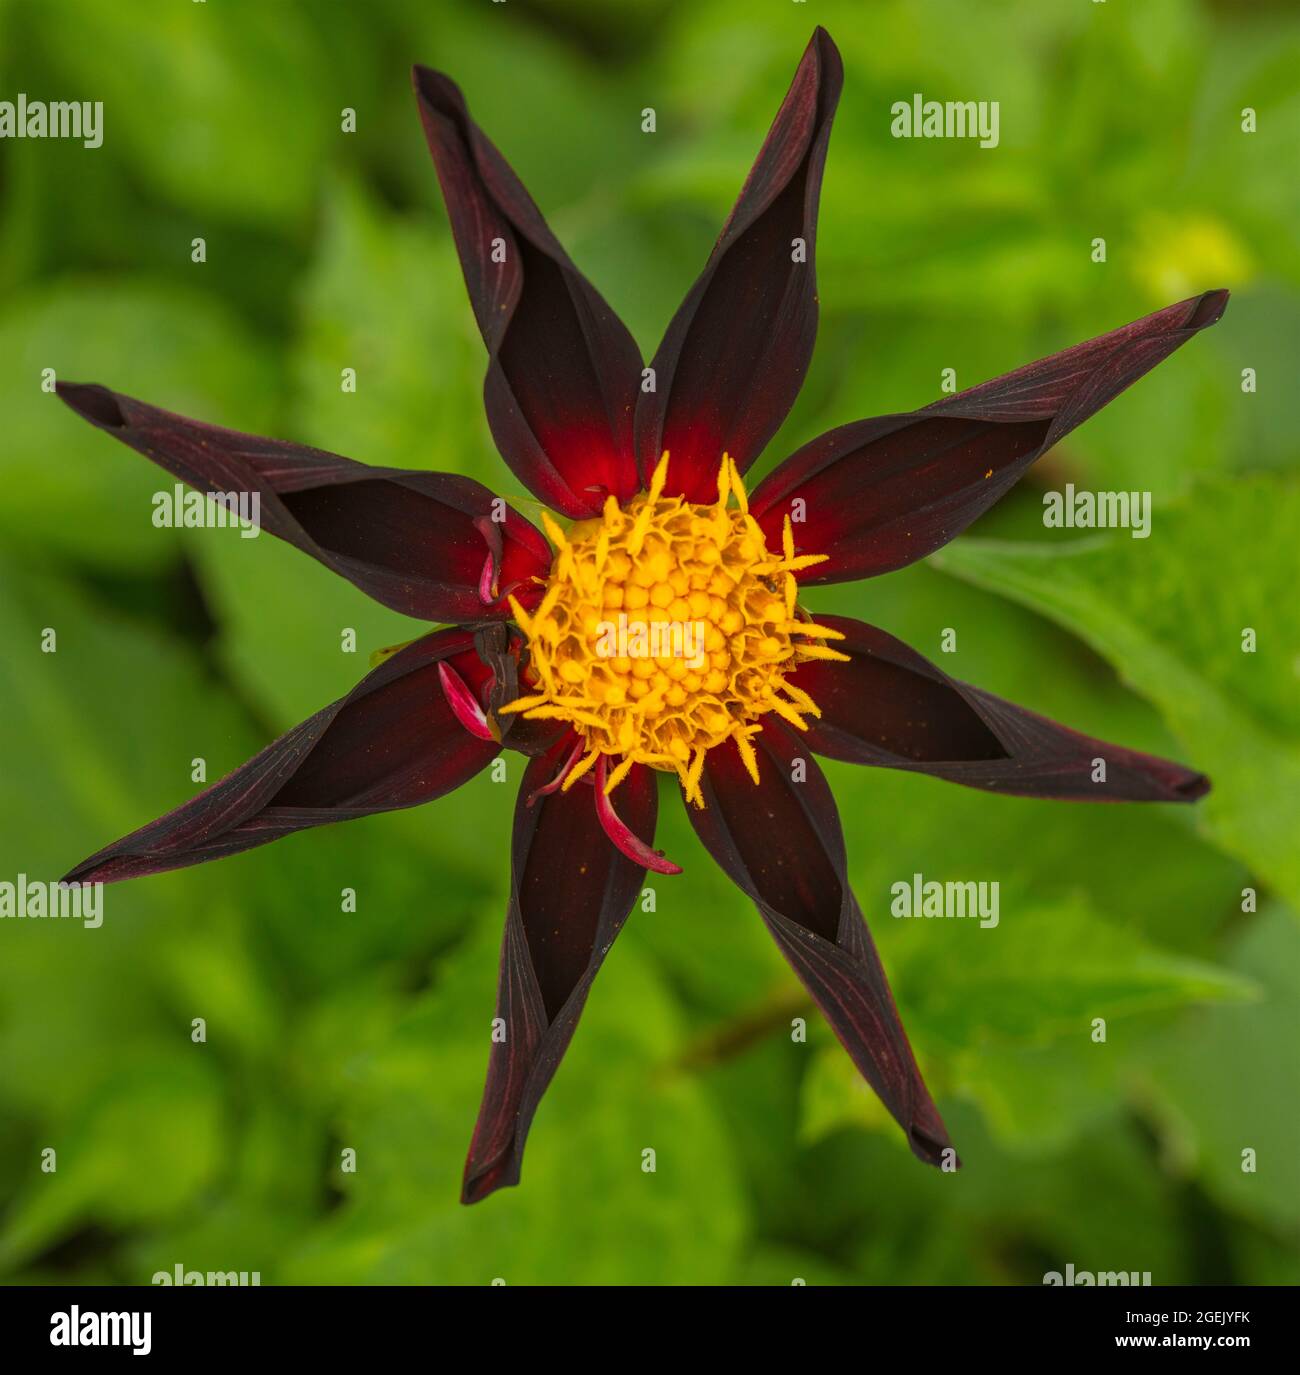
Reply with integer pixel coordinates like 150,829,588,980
59,28,1224,1205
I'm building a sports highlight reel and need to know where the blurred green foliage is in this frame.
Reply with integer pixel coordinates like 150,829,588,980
1,0,1297,1285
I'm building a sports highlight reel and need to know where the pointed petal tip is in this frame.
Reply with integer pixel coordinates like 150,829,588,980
411,64,467,126
754,286,1234,583
62,840,141,886
636,24,843,500
1188,288,1230,330
461,1158,518,1206
912,1125,958,1169
1149,759,1211,803
55,381,126,429
809,24,843,71
410,62,441,95
1174,770,1211,802
413,54,642,514
412,64,469,124
60,852,146,887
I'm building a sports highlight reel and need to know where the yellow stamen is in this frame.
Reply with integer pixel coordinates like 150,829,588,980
523,705,608,729
498,692,551,715
727,453,749,514
795,644,853,663
540,509,569,551
648,450,670,501
685,747,707,807
508,595,533,635
507,451,835,800
779,553,831,573
785,620,847,640
603,755,635,795
767,696,809,731
734,730,761,785
560,748,599,791
535,582,563,622
782,682,822,717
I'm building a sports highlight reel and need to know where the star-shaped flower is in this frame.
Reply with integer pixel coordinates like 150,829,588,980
59,28,1224,1203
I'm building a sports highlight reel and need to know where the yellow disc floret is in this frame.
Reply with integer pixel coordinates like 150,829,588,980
502,453,849,806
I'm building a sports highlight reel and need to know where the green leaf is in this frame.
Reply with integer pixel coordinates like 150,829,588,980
0,1059,226,1272
934,476,1300,909
0,557,257,874
0,280,277,572
903,897,1256,1050
1142,904,1300,1233
281,916,747,1284
35,0,325,227
807,564,1246,954
800,1044,902,1149
735,1243,856,1287
189,521,424,731
801,897,1253,1152
289,177,497,486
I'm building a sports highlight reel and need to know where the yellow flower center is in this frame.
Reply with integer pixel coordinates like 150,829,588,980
502,454,848,805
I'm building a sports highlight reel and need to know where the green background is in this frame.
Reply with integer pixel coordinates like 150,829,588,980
1,0,1297,1285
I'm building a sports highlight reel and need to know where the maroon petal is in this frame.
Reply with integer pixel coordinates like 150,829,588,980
751,290,1229,582
794,615,1209,802
635,27,843,502
463,743,654,1203
56,382,551,622
684,724,952,1165
413,66,642,518
64,630,499,885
